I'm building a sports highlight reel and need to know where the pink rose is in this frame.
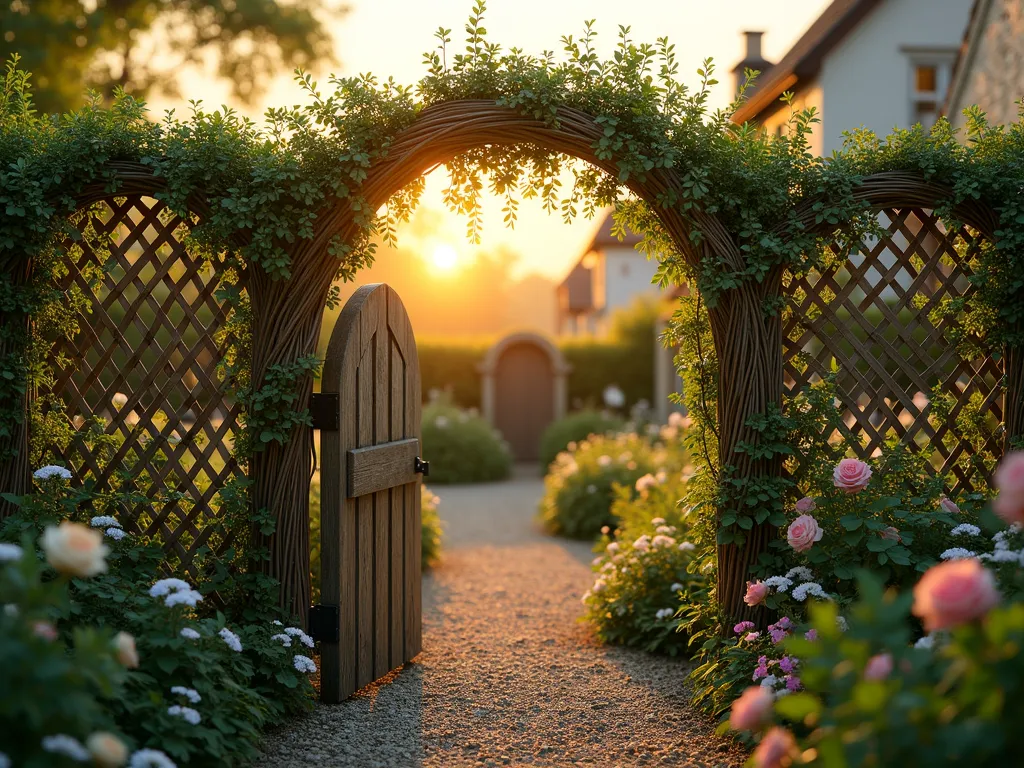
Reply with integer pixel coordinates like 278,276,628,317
753,727,798,768
833,458,872,493
993,451,1024,525
912,558,1000,632
795,497,816,513
730,686,774,731
863,652,893,681
744,581,768,606
939,497,960,515
880,526,901,542
787,514,823,553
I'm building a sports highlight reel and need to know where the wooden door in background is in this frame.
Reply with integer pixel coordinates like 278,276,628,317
493,341,554,461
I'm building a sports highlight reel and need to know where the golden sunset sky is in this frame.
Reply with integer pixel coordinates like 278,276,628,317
155,0,831,281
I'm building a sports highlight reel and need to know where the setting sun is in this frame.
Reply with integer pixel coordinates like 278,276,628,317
431,244,459,271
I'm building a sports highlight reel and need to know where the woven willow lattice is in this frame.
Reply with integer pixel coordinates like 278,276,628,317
46,196,244,572
783,207,1004,491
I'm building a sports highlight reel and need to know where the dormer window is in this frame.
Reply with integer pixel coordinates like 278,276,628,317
904,49,956,130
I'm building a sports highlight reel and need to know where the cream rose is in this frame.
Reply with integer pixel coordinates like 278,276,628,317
87,732,128,767
787,514,823,553
833,458,872,493
113,631,140,669
41,522,108,577
993,451,1024,525
912,558,1000,632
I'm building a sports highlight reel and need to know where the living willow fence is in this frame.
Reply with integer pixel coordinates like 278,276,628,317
1,101,1021,626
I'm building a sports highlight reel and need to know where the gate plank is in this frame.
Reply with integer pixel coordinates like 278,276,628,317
372,301,390,681
346,438,420,497
389,336,406,670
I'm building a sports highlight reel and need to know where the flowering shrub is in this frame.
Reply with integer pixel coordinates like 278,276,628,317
0,474,317,766
741,570,1024,766
420,399,512,484
538,409,625,470
583,507,701,655
538,431,683,539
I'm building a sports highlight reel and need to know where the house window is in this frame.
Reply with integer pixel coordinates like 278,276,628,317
905,52,955,130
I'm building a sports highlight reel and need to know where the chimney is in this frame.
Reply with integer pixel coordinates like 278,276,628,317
732,30,773,96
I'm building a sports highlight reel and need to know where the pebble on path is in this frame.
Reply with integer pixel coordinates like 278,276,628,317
257,467,746,768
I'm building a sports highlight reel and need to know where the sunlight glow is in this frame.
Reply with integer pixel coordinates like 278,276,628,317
431,244,459,271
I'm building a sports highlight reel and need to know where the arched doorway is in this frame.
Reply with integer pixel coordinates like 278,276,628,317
478,332,570,461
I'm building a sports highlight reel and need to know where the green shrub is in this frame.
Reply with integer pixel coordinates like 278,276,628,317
420,400,512,484
583,475,702,655
538,410,625,470
538,432,670,539
420,486,443,568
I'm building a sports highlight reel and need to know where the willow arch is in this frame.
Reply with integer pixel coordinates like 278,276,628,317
4,100,1019,630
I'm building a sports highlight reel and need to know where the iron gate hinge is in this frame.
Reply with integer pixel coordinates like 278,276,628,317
309,392,339,431
308,604,340,643
415,456,430,477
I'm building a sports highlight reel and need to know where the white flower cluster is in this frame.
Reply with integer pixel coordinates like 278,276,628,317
939,547,976,561
791,582,829,602
167,705,201,725
179,627,201,640
655,608,675,620
949,523,981,537
293,654,317,674
786,566,815,582
170,686,201,704
271,633,292,647
678,541,695,552
105,528,127,541
0,750,9,768
0,543,23,563
42,734,90,761
219,627,242,652
670,582,683,592
150,578,203,608
979,548,1024,564
284,626,315,648
914,634,935,650
763,576,793,593
33,465,72,481
90,516,120,528
129,749,177,768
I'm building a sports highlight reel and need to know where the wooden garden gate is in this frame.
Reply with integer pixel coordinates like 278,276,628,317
317,283,424,703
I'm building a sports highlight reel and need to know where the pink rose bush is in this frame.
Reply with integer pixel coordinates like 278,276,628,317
753,727,798,768
786,515,823,553
833,458,872,493
863,652,893,681
795,496,816,513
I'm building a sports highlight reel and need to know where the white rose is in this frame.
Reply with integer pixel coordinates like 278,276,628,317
87,732,128,767
41,522,108,577
114,631,139,668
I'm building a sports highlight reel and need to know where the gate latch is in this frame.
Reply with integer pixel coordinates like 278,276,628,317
414,456,430,477
309,604,340,643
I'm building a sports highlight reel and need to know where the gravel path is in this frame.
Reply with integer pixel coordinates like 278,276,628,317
258,466,745,768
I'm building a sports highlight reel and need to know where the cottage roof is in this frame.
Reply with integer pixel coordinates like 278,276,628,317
731,0,884,125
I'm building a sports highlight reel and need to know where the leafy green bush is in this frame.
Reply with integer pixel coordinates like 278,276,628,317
583,475,702,654
421,400,511,484
538,410,625,470
0,473,316,767
420,486,443,568
538,432,673,539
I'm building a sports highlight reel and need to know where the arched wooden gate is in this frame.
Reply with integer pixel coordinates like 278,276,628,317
317,283,424,703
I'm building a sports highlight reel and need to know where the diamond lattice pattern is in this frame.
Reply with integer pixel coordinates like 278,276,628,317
783,207,1003,491
46,197,244,572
